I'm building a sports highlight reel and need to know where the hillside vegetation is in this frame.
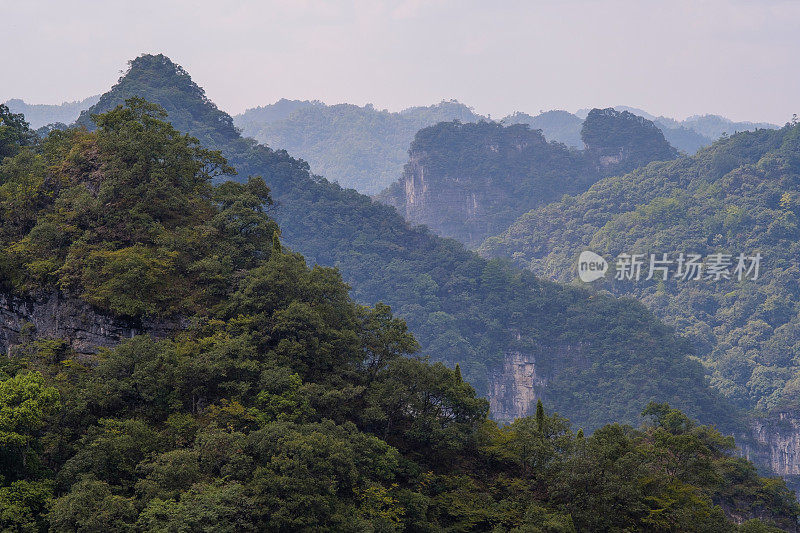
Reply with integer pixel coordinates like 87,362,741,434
234,99,483,194
379,109,678,248
1,93,797,532
481,123,800,413
65,55,749,434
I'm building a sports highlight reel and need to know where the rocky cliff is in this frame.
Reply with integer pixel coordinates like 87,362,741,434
0,290,180,356
487,343,588,423
743,412,800,487
379,121,597,248
379,110,678,249
490,345,800,489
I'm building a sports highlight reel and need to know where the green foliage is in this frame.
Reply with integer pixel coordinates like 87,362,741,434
235,99,484,194
0,104,36,160
66,54,741,436
481,123,800,413
0,98,278,317
0,71,795,529
581,108,679,171
378,120,600,248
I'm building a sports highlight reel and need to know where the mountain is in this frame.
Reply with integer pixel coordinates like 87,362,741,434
577,106,779,154
234,99,485,194
684,113,782,139
4,95,100,129
502,110,584,148
479,124,800,455
2,67,797,533
379,109,677,248
68,54,740,436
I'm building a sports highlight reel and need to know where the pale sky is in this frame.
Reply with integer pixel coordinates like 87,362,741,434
2,0,798,124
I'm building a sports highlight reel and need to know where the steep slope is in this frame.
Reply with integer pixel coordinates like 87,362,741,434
480,125,800,415
72,54,739,434
234,99,484,194
4,93,799,532
378,121,595,247
4,95,100,129
379,110,678,248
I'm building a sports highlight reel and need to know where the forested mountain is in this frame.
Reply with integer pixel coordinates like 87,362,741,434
234,99,484,194
480,123,800,418
502,110,585,148
1,73,798,533
508,108,713,154
68,54,736,437
4,95,99,130
232,97,779,196
576,106,779,154
379,109,677,248
681,114,780,140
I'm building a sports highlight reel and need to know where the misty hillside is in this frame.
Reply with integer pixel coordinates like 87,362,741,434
4,95,100,129
65,54,740,436
480,122,800,415
234,99,485,194
379,109,678,248
3,98,795,527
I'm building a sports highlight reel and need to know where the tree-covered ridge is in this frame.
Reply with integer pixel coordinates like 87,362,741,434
76,54,239,148
234,98,484,194
581,108,679,172
378,111,678,248
377,120,596,247
480,123,800,412
1,98,276,318
73,54,736,435
2,98,795,532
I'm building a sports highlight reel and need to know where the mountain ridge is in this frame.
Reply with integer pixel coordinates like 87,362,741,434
71,53,739,435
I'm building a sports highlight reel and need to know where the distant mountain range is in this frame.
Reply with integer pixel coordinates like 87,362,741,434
5,94,779,194
234,99,484,194
4,95,100,129
379,108,677,248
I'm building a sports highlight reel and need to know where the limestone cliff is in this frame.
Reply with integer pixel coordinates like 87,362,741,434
488,351,546,422
379,111,678,249
0,290,180,356
743,412,800,487
379,121,597,248
489,346,800,490
487,343,587,423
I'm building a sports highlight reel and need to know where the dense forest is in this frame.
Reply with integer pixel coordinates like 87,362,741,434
234,99,483,194
1,84,798,531
65,54,749,436
480,122,800,417
506,107,778,155
378,110,677,248
231,97,775,196
377,121,596,247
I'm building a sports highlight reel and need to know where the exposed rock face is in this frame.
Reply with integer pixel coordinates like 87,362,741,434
0,290,180,356
489,345,800,490
488,351,547,422
743,412,800,485
380,121,597,248
488,343,587,422
581,108,678,175
379,112,678,249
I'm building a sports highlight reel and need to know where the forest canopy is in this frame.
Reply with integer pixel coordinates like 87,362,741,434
0,100,796,531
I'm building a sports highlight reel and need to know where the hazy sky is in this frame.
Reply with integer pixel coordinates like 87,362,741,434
2,0,798,124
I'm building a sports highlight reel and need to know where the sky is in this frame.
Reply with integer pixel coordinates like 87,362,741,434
2,0,798,124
